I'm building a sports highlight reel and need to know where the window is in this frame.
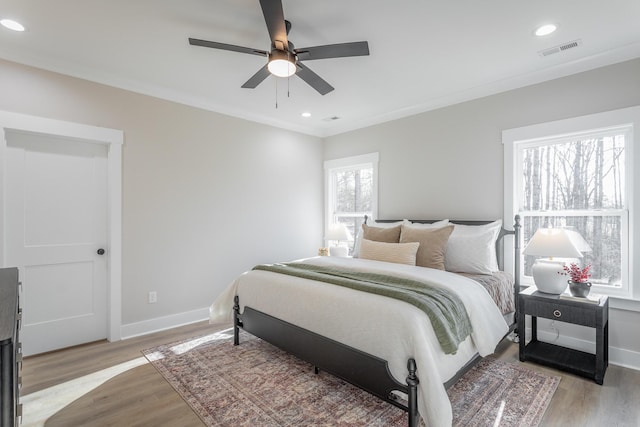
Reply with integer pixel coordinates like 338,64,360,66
324,153,378,253
504,107,639,300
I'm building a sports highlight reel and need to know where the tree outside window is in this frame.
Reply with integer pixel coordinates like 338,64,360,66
519,129,629,290
333,167,373,240
325,153,378,254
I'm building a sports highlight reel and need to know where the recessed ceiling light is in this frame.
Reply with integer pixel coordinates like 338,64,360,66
535,24,557,37
1,19,25,32
301,112,311,118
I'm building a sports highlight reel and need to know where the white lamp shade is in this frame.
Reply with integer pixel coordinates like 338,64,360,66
564,228,592,253
523,228,583,258
325,224,352,242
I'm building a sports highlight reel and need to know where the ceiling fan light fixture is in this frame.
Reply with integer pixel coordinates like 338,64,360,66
268,50,296,77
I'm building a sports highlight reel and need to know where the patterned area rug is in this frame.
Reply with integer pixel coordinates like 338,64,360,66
143,329,559,427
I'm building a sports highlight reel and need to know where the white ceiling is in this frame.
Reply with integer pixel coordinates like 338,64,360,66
1,1,640,137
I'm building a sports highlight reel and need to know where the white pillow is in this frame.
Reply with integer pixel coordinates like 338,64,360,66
402,219,450,229
359,239,420,266
444,220,502,274
368,219,404,228
353,219,403,257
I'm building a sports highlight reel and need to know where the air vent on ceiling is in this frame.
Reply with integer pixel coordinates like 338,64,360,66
323,116,341,122
538,39,582,57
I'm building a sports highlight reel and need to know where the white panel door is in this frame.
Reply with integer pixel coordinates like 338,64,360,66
5,131,108,356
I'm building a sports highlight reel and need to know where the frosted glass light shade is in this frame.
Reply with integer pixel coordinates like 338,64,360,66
268,50,296,77
268,59,295,77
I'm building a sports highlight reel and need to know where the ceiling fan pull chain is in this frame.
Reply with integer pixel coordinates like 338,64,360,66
275,77,278,109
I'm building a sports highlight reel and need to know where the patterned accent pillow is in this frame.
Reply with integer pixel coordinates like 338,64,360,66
359,239,419,266
400,224,454,270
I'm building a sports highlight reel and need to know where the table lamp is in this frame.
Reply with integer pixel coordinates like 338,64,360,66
325,224,352,257
523,227,584,294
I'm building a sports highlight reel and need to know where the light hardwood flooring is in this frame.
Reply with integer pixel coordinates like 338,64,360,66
22,321,640,426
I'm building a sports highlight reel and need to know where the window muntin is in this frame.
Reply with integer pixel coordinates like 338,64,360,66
514,126,630,296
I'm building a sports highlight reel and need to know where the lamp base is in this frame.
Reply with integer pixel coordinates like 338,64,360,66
532,259,568,294
329,245,348,257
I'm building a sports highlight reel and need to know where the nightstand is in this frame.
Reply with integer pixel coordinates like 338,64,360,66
518,286,609,384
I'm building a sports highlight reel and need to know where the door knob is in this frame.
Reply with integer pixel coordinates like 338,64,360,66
97,248,105,255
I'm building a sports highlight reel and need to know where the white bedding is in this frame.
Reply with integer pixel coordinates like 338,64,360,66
210,256,509,427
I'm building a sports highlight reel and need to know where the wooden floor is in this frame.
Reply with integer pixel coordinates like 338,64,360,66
22,321,640,427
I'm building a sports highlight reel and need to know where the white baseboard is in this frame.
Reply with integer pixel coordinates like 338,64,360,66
119,311,640,371
120,307,210,340
529,328,640,371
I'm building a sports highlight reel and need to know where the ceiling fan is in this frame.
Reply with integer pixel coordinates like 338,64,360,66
188,0,369,95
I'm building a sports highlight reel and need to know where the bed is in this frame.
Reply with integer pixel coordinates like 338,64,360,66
210,217,522,427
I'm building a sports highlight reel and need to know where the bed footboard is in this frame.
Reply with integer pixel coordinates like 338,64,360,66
233,295,420,427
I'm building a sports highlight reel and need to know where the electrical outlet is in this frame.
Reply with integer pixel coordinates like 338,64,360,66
148,291,157,304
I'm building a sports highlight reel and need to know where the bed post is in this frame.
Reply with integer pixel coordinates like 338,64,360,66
513,215,522,339
233,295,240,346
406,358,419,427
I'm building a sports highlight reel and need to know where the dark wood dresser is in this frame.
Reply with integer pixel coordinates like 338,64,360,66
0,268,21,427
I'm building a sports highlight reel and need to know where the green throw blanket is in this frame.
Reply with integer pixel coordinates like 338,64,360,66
252,262,472,355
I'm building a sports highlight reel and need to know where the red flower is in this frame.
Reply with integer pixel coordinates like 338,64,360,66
559,263,592,283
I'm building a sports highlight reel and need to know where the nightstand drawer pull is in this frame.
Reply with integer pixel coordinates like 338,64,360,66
553,309,562,318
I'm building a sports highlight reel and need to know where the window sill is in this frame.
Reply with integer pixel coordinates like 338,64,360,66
609,296,640,313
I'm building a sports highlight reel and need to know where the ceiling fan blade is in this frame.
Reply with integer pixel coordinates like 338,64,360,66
259,0,288,49
296,63,334,95
295,41,369,61
189,38,268,56
241,65,271,89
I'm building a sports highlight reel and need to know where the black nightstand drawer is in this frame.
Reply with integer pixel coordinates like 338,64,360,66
525,299,596,327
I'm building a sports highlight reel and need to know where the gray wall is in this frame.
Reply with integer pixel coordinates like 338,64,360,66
0,58,324,328
324,58,640,367
2,54,639,367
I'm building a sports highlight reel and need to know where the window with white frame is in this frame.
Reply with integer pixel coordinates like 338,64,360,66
504,107,638,299
324,153,378,253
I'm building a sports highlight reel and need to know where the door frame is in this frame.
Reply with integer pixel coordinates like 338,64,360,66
0,110,123,342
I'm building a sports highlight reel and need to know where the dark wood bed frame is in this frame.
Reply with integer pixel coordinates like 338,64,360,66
233,216,522,427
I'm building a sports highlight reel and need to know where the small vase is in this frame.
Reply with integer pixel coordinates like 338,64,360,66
568,281,591,297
